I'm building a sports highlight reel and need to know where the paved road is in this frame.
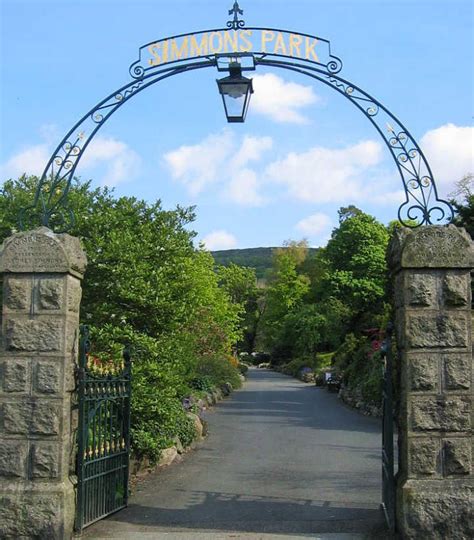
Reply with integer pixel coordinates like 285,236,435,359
85,369,388,539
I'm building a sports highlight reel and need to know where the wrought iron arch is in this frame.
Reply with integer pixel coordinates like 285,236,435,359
19,3,453,232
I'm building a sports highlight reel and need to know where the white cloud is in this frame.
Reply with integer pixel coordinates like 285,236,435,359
296,212,332,236
81,137,141,186
163,130,272,205
163,130,235,196
202,230,237,250
0,131,141,187
227,168,265,206
1,144,50,179
251,73,320,124
230,135,273,169
163,123,473,210
265,140,383,203
420,124,474,192
370,189,406,205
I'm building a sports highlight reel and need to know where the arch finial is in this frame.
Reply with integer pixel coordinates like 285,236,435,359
227,2,245,30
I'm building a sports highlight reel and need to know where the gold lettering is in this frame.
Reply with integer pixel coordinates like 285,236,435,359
170,37,189,60
190,33,209,56
273,32,287,55
162,39,169,63
261,30,275,52
239,29,252,52
223,30,238,53
305,37,319,62
289,34,303,58
147,30,322,66
209,31,223,53
148,43,161,66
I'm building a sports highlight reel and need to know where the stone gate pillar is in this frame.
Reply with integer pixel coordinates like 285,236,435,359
389,225,473,539
0,227,86,539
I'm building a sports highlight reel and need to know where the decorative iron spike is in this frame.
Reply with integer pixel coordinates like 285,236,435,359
227,1,245,30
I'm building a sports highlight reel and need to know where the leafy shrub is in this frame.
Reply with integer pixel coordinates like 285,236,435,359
176,415,197,448
280,352,334,378
227,355,239,368
189,375,214,393
332,334,364,375
360,351,384,403
194,355,242,389
281,357,313,377
333,334,383,405
131,394,196,462
238,362,249,376
316,352,334,369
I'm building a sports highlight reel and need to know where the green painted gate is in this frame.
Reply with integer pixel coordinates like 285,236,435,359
75,326,132,531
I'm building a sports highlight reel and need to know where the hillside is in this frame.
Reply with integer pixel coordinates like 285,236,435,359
211,247,318,279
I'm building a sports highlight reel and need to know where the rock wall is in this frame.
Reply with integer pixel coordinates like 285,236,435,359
339,385,382,417
0,228,86,539
388,226,473,540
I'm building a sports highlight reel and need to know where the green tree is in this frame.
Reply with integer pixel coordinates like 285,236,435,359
262,240,310,360
216,263,263,353
338,204,363,223
450,173,474,238
449,174,474,306
300,248,329,301
322,211,389,321
217,263,257,306
0,175,242,461
280,304,326,359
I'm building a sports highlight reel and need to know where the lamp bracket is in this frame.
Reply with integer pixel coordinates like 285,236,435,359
215,53,256,72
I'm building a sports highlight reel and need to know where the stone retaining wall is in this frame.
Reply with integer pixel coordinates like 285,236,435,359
338,385,382,417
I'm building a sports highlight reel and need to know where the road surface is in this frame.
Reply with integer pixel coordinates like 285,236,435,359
85,368,388,539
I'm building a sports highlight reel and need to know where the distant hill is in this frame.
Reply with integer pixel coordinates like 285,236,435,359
211,247,318,280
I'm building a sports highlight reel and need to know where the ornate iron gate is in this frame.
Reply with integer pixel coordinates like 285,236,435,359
75,326,132,531
381,322,396,531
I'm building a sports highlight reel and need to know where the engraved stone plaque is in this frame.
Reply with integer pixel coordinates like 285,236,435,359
0,227,86,275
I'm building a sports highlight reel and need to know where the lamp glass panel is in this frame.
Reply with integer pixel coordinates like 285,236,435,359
223,93,247,120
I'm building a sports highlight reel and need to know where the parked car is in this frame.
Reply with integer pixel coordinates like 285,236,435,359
326,375,342,393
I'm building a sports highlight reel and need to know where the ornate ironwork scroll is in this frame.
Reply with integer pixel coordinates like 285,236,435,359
18,1,453,232
18,61,216,232
255,57,453,226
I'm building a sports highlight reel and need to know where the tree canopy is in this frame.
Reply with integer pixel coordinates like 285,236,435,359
451,174,474,239
0,175,243,460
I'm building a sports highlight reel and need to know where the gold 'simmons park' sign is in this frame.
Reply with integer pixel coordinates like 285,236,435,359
130,28,342,77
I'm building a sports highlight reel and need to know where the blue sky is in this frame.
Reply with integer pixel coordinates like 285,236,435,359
1,0,472,249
